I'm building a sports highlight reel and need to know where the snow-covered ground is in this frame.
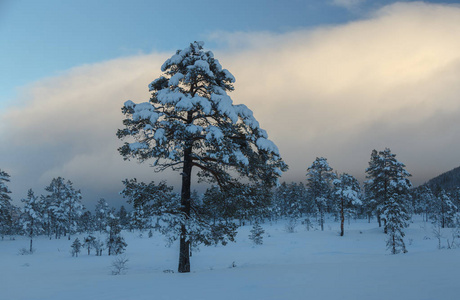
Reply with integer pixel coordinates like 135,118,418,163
1,217,459,300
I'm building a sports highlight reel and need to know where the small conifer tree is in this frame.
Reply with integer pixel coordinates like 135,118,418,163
83,235,96,255
71,238,82,257
106,211,127,255
94,238,105,256
385,196,410,254
249,221,264,245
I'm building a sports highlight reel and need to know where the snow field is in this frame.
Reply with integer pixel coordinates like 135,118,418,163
1,217,459,300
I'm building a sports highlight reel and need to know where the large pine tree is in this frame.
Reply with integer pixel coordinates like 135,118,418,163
117,41,287,272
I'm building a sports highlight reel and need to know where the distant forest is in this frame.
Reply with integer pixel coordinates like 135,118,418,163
426,166,460,192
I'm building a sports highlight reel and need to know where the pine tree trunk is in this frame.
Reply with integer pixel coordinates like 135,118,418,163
320,209,324,231
178,146,192,273
29,223,34,252
340,196,344,237
392,233,396,255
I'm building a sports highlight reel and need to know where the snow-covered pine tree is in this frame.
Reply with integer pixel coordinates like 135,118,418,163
234,183,272,225
364,148,412,233
201,186,223,224
62,180,83,240
306,157,335,231
71,238,82,257
95,198,110,233
249,221,264,245
333,173,361,236
412,185,434,222
0,169,13,239
78,210,95,234
271,182,288,220
431,188,457,228
130,207,150,233
385,195,410,254
121,179,173,233
42,178,84,240
117,206,129,229
117,41,287,273
273,182,308,220
94,238,105,256
106,210,127,256
0,169,11,210
21,189,44,252
83,235,96,255
43,177,68,239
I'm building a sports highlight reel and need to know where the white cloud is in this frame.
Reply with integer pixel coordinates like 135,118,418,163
2,2,460,205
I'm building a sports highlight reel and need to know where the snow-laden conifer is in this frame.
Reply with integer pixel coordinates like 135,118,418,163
364,148,411,232
42,177,83,240
83,235,96,255
364,148,411,253
431,189,457,228
273,182,308,220
333,173,361,236
117,41,287,272
0,169,11,209
71,238,82,257
414,185,435,222
21,189,44,252
117,206,129,229
385,195,410,254
62,180,83,240
95,198,109,233
306,157,335,231
106,210,127,255
0,170,13,239
249,221,264,245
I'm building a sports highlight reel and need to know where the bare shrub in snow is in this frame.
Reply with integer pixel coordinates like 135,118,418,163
111,255,129,275
18,247,35,255
447,228,460,249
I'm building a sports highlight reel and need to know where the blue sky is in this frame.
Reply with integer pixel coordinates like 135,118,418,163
3,0,457,104
0,0,395,107
2,0,460,207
